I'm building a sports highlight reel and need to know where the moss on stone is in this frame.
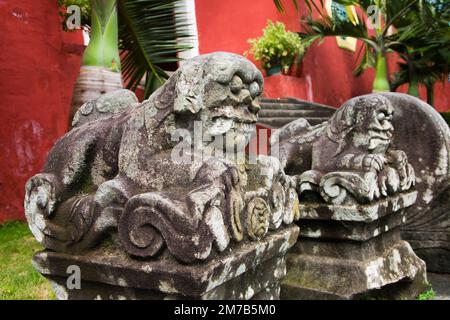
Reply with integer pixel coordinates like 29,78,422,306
417,287,435,300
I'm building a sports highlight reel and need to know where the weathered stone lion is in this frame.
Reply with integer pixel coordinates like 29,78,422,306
272,94,415,204
25,52,298,263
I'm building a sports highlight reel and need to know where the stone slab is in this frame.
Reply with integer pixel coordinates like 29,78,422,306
380,93,450,273
33,225,299,300
281,230,428,300
299,191,417,222
299,208,407,241
299,191,416,241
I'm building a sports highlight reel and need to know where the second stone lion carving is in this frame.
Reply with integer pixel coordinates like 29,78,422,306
273,94,416,205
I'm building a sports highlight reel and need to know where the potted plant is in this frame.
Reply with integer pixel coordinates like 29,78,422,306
246,20,305,76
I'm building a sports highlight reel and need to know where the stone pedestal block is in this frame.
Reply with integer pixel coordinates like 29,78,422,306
281,193,428,300
33,226,299,300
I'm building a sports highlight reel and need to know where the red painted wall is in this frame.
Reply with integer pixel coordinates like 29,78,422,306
0,0,83,223
195,0,449,111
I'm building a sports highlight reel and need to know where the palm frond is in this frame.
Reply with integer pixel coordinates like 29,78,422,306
390,0,450,89
301,13,372,45
354,44,375,76
282,0,449,93
273,0,299,12
300,2,379,76
118,0,193,98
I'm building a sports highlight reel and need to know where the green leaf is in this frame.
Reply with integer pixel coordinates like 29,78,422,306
118,0,193,98
82,0,120,72
273,0,298,12
299,0,450,93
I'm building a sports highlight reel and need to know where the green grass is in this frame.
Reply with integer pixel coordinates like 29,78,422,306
0,221,55,300
417,288,435,300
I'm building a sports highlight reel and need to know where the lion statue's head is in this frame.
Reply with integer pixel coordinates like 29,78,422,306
145,52,264,151
327,94,394,155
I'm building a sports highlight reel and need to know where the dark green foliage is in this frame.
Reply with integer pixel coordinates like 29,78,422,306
118,0,193,98
441,112,450,127
417,288,435,300
390,1,450,105
274,1,449,101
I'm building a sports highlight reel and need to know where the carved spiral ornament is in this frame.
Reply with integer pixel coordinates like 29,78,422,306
24,173,61,247
119,206,165,258
246,197,270,240
320,178,348,204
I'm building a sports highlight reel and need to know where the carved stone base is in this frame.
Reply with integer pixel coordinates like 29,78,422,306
281,193,428,300
33,226,299,300
281,230,428,300
299,191,417,241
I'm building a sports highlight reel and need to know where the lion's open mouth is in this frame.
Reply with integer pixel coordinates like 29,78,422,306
205,113,257,142
210,103,258,123
367,126,393,151
211,115,255,132
368,129,392,141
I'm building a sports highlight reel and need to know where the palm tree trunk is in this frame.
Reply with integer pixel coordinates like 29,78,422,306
406,56,419,97
373,52,390,92
69,0,122,124
426,82,435,107
408,80,419,97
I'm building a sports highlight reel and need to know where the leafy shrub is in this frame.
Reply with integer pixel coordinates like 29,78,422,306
246,20,305,74
417,288,435,300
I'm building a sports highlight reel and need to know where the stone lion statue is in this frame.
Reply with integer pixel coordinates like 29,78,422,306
25,52,299,263
272,94,415,205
